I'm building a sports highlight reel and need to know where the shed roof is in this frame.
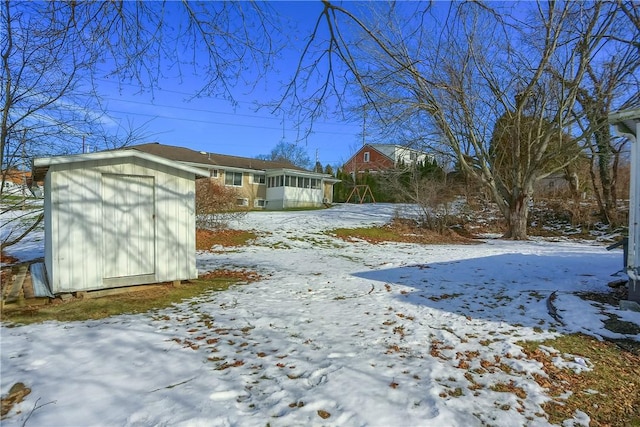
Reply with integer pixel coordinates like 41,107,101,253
131,143,309,172
32,149,209,181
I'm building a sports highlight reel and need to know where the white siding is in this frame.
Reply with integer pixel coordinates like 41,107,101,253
43,172,53,288
369,144,432,165
265,186,285,210
48,164,103,292
154,164,197,282
102,174,155,278
629,121,640,284
283,187,323,209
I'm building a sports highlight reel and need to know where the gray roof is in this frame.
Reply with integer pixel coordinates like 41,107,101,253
131,143,309,172
33,149,209,181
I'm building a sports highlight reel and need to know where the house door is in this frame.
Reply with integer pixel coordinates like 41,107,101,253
102,174,155,281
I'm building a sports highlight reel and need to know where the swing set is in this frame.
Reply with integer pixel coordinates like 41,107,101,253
344,185,376,204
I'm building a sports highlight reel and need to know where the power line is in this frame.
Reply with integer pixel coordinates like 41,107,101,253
107,98,280,122
97,79,359,129
96,78,253,104
106,108,357,136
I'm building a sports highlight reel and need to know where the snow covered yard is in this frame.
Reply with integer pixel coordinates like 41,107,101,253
2,203,639,426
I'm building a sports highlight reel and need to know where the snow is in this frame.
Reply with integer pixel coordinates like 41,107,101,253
2,203,639,426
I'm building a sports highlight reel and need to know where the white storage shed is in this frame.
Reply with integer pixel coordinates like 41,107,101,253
33,150,208,294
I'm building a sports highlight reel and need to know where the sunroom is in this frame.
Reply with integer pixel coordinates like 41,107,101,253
265,169,326,209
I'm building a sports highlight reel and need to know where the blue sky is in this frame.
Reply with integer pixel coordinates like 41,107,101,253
95,1,365,169
97,78,362,168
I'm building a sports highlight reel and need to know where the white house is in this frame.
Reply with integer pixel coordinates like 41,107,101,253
32,149,208,294
368,144,433,166
131,143,339,210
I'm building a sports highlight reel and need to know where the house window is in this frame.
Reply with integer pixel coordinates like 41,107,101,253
236,198,249,206
363,152,370,162
409,152,417,161
254,199,266,208
210,169,219,178
253,174,265,184
225,172,243,186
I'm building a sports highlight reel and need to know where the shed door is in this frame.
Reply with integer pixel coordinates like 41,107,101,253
102,174,155,279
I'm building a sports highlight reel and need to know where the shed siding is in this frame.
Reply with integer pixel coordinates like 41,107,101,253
46,157,197,293
43,172,53,288
150,160,197,282
629,121,639,286
49,165,102,292
102,174,155,278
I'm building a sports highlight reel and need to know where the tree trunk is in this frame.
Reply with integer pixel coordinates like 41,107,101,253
592,113,616,224
589,154,609,224
504,193,529,240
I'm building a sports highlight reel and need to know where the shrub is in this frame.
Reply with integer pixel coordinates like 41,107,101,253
195,179,247,229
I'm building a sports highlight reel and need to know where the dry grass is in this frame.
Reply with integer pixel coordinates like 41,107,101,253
1,269,261,326
330,219,477,245
196,228,257,250
0,252,19,264
520,334,640,426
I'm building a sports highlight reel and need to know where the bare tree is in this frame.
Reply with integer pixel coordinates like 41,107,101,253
282,1,627,239
257,141,312,169
1,1,280,249
380,162,452,232
1,1,110,248
570,2,640,225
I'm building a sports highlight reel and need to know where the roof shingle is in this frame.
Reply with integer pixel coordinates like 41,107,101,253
131,143,308,172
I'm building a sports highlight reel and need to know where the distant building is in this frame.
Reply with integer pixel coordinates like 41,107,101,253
534,172,572,196
1,168,42,196
132,143,339,210
342,144,433,175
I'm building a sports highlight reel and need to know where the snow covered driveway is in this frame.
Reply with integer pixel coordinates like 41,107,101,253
2,204,638,426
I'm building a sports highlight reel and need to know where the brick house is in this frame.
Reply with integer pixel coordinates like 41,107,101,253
343,144,433,175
